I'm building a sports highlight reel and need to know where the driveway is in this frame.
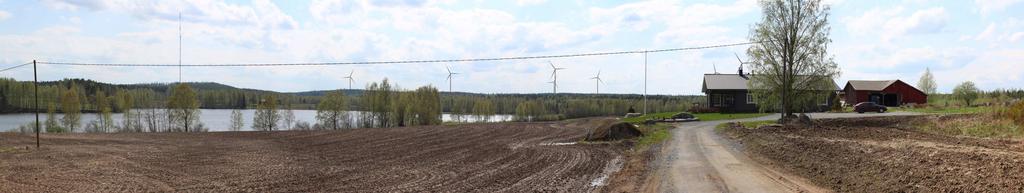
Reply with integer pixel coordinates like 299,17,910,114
651,112,921,193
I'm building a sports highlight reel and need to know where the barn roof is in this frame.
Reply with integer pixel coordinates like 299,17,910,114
846,80,898,91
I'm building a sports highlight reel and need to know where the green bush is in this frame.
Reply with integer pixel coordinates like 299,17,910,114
1006,101,1024,126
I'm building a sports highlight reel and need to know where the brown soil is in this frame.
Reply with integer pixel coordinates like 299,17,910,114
721,115,1024,192
586,121,643,141
598,141,661,193
0,118,628,192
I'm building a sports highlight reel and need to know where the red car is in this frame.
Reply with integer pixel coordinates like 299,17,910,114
854,102,887,113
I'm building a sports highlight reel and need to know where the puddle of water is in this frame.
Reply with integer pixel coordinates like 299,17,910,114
590,156,624,187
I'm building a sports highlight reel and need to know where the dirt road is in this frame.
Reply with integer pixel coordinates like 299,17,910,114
651,112,920,193
0,119,622,192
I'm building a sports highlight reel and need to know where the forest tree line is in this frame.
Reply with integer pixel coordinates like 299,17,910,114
4,77,701,132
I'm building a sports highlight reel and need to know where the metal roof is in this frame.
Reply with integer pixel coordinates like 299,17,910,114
703,74,839,93
846,80,897,91
703,74,752,90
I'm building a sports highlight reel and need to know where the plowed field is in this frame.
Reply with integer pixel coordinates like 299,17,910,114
721,116,1024,192
0,119,624,192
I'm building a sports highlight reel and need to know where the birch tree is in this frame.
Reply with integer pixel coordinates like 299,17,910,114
952,81,979,106
316,91,349,130
253,95,280,131
230,109,244,131
167,83,201,132
61,83,82,132
917,67,937,95
747,0,840,119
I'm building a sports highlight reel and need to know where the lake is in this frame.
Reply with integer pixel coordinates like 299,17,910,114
0,109,514,132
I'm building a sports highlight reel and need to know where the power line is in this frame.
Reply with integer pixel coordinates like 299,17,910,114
0,62,32,73
31,41,758,67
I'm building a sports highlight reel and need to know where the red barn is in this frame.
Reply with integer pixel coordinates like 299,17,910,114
843,80,927,107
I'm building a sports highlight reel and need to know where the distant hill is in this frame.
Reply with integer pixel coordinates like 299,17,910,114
27,78,700,100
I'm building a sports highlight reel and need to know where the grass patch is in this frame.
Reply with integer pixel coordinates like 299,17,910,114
624,112,771,124
895,106,990,114
636,123,671,148
914,115,1023,139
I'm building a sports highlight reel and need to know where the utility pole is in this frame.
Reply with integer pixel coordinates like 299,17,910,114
643,51,648,115
178,12,182,83
33,60,39,148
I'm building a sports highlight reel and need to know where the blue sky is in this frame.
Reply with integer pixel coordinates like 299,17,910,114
0,0,1022,95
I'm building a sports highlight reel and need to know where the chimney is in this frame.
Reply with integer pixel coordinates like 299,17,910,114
738,65,744,75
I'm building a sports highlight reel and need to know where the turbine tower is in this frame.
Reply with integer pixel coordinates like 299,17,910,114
343,70,355,90
590,70,603,94
549,61,566,94
446,65,459,93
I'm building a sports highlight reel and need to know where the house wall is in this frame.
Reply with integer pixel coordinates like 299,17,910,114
707,90,758,113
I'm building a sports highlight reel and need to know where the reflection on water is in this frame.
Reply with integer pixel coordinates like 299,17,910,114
0,109,513,132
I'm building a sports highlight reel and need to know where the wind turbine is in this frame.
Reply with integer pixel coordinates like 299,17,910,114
549,61,566,94
343,70,355,90
590,70,603,94
735,53,753,75
446,65,459,93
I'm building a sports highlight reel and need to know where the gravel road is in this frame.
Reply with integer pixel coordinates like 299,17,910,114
651,112,921,193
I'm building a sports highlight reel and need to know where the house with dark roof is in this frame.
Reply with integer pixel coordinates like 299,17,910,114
843,80,927,106
702,70,839,113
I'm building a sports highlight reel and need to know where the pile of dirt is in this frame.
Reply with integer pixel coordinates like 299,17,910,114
0,119,626,192
587,121,643,141
720,115,1024,192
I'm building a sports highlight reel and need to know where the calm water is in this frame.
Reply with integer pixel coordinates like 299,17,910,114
0,109,513,132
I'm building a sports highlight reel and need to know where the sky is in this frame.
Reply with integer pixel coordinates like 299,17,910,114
0,0,1022,95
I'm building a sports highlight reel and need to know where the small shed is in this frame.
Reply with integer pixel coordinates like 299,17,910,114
843,80,927,106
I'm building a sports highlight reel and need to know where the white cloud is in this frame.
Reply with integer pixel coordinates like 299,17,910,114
846,7,948,41
886,7,948,35
973,18,1024,44
0,10,9,21
974,0,1024,15
42,0,296,30
933,49,1024,91
589,0,758,45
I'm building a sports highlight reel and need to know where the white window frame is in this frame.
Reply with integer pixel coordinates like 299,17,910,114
747,93,755,104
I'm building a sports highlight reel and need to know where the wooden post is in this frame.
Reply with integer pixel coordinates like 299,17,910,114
33,60,40,148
